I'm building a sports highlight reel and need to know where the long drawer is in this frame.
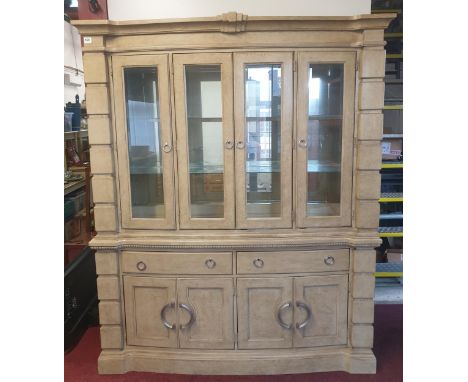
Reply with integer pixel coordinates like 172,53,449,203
237,249,349,274
122,251,233,275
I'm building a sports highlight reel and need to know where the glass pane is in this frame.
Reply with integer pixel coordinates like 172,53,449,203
124,67,165,219
306,64,343,217
244,64,282,218
185,65,224,218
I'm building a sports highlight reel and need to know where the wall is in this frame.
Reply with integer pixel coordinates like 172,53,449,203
64,20,85,105
107,0,371,20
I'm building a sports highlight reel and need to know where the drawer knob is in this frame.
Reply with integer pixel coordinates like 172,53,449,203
136,261,147,271
324,256,335,266
253,258,264,268
205,258,216,269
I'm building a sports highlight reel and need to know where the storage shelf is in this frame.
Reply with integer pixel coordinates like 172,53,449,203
381,162,403,169
386,54,403,59
64,130,88,140
379,192,403,202
372,9,402,14
375,262,403,278
380,213,403,220
383,104,403,110
379,226,403,237
384,32,403,38
64,179,86,196
382,134,403,139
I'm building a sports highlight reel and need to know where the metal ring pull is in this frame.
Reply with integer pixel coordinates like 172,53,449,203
179,303,196,330
225,139,234,149
295,301,312,329
162,142,173,153
160,302,176,330
253,258,264,268
298,138,308,148
236,140,245,149
205,258,216,269
136,261,147,271
324,256,335,266
276,302,293,330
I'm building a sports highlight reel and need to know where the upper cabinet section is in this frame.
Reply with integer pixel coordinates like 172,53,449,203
234,52,293,229
173,54,235,229
112,55,176,229
296,52,355,227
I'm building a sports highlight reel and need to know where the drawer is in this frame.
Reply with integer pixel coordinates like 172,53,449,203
236,249,349,274
122,252,233,274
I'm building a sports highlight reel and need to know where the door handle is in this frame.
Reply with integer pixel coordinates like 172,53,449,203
160,302,176,330
179,303,196,330
295,301,312,329
276,301,293,330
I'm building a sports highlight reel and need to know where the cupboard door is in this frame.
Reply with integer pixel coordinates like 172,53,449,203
123,276,177,348
237,278,293,349
173,53,235,229
234,52,293,228
293,275,348,347
296,52,355,227
112,55,175,229
177,278,234,349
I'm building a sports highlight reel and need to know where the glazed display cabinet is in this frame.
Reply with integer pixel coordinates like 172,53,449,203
73,12,394,375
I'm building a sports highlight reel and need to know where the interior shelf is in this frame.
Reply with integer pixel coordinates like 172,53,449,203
381,162,403,169
378,226,403,237
379,192,403,202
375,262,403,278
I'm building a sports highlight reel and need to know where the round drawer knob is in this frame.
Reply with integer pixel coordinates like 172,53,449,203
324,256,335,266
136,261,147,271
205,259,216,269
253,258,264,268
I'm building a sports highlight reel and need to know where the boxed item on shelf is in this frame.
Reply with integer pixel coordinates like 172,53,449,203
386,248,403,263
64,199,76,221
381,138,402,160
64,218,82,241
67,190,86,213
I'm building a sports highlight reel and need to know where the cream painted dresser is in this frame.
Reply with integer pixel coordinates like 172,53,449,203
73,13,394,375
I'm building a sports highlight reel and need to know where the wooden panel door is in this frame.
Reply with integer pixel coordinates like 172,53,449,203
293,275,348,347
296,51,356,227
237,277,293,349
112,55,175,229
173,53,235,229
123,276,177,347
233,52,293,228
177,278,234,349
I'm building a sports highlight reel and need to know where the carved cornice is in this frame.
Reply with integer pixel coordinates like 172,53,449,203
72,12,395,37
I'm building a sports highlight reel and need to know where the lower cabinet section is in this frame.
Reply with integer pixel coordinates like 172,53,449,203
123,274,348,351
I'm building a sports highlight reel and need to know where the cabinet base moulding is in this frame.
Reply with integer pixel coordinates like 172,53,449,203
97,348,377,375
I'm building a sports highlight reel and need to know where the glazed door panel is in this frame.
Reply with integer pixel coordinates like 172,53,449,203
296,51,355,227
123,276,177,348
293,275,348,347
177,278,234,349
173,53,235,229
234,52,293,228
237,278,293,349
112,55,175,229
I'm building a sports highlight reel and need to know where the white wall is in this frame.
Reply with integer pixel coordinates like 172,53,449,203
64,21,85,105
108,0,371,20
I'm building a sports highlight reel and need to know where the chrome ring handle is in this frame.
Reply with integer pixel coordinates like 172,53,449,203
276,302,293,330
205,258,216,269
225,139,234,149
236,140,245,149
136,261,147,272
295,301,312,329
298,138,308,148
253,258,264,268
179,303,196,330
160,302,176,330
162,142,173,153
324,256,335,266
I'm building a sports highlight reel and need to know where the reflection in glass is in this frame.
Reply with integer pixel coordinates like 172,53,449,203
124,67,164,218
185,65,224,218
244,64,282,218
306,64,343,216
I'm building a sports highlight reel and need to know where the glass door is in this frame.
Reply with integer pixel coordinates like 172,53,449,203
173,53,235,229
112,55,175,229
296,52,355,227
234,52,293,228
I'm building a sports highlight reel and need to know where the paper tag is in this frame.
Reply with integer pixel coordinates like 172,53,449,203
83,36,92,44
381,142,391,154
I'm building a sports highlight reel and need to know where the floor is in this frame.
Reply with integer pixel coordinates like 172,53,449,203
65,304,402,382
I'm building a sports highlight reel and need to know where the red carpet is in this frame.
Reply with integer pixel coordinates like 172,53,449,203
65,304,402,382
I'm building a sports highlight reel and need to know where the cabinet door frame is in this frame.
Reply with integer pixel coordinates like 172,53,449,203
173,53,235,229
177,277,234,349
296,51,356,227
123,276,178,348
112,54,176,229
293,274,348,347
233,52,293,229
